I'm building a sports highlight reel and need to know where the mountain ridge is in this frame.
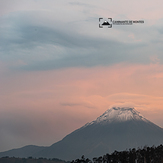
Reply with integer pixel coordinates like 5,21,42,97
0,107,163,161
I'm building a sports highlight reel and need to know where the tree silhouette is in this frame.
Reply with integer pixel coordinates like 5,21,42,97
71,144,163,163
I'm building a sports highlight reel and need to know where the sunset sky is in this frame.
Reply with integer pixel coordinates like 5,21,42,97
1,0,163,152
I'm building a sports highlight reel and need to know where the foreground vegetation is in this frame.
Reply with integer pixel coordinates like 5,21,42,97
71,144,163,163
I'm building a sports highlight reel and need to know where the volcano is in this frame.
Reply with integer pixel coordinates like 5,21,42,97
0,107,163,161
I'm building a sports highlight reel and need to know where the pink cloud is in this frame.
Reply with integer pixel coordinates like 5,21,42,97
1,63,163,151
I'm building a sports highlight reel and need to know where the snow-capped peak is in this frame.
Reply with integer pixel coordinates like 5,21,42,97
96,107,146,122
84,107,148,127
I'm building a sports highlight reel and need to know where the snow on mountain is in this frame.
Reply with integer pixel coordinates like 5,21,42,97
84,107,148,127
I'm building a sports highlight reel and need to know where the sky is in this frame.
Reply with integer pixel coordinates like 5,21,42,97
1,0,163,152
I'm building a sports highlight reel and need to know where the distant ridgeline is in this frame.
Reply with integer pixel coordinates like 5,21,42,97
71,144,163,163
1,144,163,163
0,157,67,163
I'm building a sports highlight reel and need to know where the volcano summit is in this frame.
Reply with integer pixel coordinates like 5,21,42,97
0,107,163,161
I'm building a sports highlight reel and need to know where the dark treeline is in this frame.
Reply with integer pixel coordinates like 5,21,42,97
71,144,163,163
0,156,67,163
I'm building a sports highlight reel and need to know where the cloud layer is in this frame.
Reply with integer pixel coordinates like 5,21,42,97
0,4,163,71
